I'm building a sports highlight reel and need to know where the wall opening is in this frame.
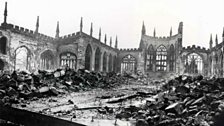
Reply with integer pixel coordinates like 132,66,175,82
0,59,4,70
121,54,136,73
94,47,101,72
40,50,54,70
60,52,77,69
146,44,154,71
103,52,107,72
0,37,7,54
113,56,117,72
108,54,113,72
15,46,30,71
169,44,175,72
156,45,167,71
184,53,203,74
85,44,92,70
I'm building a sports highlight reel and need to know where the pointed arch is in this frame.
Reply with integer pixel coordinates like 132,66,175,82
156,45,167,71
113,56,117,72
0,59,4,70
40,50,54,70
85,44,92,70
0,37,7,54
60,52,77,69
108,54,113,72
121,54,137,73
146,44,154,71
103,52,107,72
169,44,175,71
94,47,101,72
184,53,203,74
15,46,32,71
220,52,223,76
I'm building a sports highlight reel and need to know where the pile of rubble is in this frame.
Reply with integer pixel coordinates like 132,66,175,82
0,69,127,106
115,75,224,126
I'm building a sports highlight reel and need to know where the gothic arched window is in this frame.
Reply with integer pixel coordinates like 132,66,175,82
60,52,77,69
156,45,167,71
169,44,175,71
146,45,154,71
121,54,136,73
185,53,203,74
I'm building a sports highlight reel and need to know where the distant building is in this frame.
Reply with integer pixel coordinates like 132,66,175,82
0,2,223,77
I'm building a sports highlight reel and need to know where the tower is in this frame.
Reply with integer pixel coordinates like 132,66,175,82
210,34,213,49
35,16,39,34
141,21,146,35
178,22,183,34
55,21,60,38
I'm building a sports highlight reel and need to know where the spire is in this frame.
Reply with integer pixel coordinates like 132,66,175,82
80,17,83,33
90,22,93,36
104,34,107,44
215,34,218,46
170,27,172,36
115,36,118,49
222,27,224,42
35,16,39,34
55,21,60,38
210,34,213,49
153,28,156,37
3,2,7,24
178,22,183,34
110,37,112,47
141,21,146,35
99,28,101,41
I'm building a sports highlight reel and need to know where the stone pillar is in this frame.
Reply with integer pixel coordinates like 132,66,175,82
77,38,85,69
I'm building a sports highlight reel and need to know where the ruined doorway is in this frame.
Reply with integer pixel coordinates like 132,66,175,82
60,52,77,69
113,56,117,72
40,50,54,70
108,54,113,72
94,47,101,72
121,54,136,73
85,44,92,70
184,53,203,74
15,46,30,71
0,37,7,54
103,52,107,72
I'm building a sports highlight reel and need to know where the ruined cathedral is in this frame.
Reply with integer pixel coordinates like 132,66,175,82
0,2,224,78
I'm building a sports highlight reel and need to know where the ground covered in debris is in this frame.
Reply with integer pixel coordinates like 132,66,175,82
1,69,224,126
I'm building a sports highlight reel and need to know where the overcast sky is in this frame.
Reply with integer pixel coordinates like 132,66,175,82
0,0,224,49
